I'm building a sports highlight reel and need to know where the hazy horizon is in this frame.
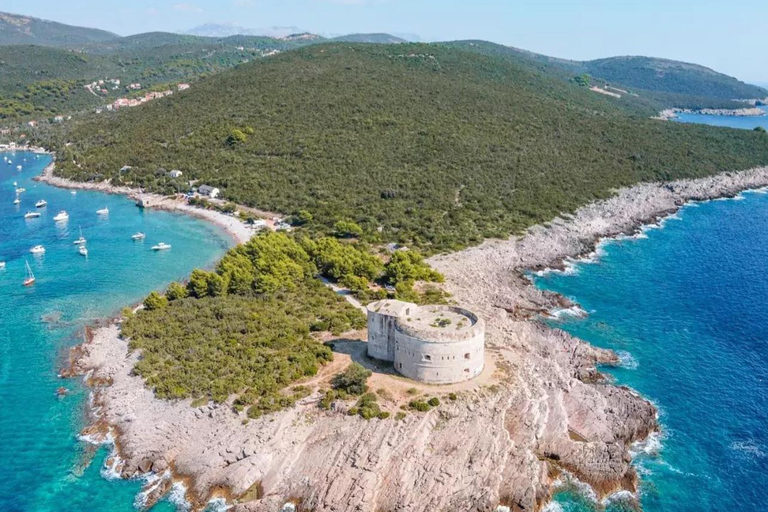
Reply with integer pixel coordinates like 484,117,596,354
2,0,767,84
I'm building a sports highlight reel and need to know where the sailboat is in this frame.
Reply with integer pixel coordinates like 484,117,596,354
96,207,109,215
73,227,86,245
23,260,35,286
78,245,88,257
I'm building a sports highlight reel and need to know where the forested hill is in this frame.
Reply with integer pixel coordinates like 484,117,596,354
581,56,767,100
444,41,767,103
53,43,768,251
0,12,118,46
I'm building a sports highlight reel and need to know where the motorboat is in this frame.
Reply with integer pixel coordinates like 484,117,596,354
53,211,69,222
35,199,47,208
16,187,26,193
78,245,88,257
23,260,35,286
151,242,171,251
96,207,109,215
24,211,41,219
16,165,22,170
0,261,5,269
71,190,77,195
13,197,20,205
131,232,146,240
30,245,45,254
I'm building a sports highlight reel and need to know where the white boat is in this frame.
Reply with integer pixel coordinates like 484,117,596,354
23,260,35,286
35,199,47,208
13,181,17,186
151,242,171,251
131,232,146,240
13,197,20,205
96,207,109,215
53,211,69,222
16,165,22,170
24,211,41,219
71,191,77,195
0,262,5,269
73,227,86,245
30,245,45,254
16,187,26,193
78,245,88,257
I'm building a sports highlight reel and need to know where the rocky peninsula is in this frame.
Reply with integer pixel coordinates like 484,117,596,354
656,106,766,120
72,166,768,512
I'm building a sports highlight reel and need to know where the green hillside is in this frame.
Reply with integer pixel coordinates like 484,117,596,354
444,41,767,106
0,11,118,47
582,56,767,100
51,43,768,251
0,32,310,119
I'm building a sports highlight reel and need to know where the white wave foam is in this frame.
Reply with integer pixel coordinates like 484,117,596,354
166,481,192,511
550,305,588,320
602,490,636,507
616,350,638,369
541,503,564,512
730,440,766,459
205,498,232,512
630,431,664,457
134,470,172,509
100,449,123,480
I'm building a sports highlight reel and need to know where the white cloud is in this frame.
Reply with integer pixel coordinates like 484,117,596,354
173,3,203,13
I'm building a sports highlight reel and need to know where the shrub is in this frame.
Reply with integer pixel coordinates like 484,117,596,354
427,397,440,407
143,291,168,311
395,412,407,421
332,363,372,396
166,282,189,301
409,400,431,412
448,392,458,401
334,220,363,238
406,387,419,395
377,411,390,419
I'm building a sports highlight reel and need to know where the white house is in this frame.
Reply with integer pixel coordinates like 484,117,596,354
198,185,220,198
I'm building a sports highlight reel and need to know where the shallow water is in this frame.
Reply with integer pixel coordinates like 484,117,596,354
534,191,768,511
0,152,231,511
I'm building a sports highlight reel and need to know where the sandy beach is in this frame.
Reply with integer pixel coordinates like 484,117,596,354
71,166,768,511
35,161,257,245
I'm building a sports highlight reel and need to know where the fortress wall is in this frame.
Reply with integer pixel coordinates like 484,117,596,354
393,328,485,384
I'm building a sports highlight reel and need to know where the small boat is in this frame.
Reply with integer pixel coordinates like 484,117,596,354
13,197,20,205
0,262,5,269
73,227,86,245
16,187,26,193
35,199,47,208
53,211,69,222
96,207,109,215
16,165,22,170
13,181,17,186
23,260,35,286
71,191,77,195
56,387,69,398
30,245,45,254
152,242,171,251
78,245,88,257
131,232,146,240
24,211,41,219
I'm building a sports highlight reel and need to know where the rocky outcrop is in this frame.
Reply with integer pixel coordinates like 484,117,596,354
76,167,768,511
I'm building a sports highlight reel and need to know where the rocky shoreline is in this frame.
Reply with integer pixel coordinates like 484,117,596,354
69,166,768,512
656,106,766,120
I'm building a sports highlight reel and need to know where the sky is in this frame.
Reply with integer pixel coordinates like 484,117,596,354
3,0,767,83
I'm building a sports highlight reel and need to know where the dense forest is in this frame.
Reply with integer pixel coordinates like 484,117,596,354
124,232,367,416
51,43,768,251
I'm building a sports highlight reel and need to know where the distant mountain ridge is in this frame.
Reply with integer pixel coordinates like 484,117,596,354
330,33,407,44
0,11,118,46
185,23,305,39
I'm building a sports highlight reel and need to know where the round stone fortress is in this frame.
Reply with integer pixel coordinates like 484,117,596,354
366,300,485,384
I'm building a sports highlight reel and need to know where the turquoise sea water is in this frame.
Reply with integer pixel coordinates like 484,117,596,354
0,152,231,511
673,105,768,130
535,190,768,510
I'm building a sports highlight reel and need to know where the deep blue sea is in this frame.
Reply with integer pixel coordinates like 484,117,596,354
535,176,768,507
0,152,231,511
